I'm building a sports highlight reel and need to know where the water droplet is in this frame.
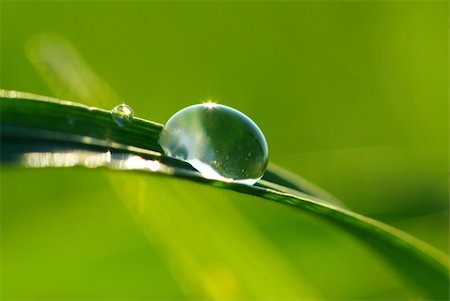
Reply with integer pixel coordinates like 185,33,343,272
111,103,134,127
159,103,268,185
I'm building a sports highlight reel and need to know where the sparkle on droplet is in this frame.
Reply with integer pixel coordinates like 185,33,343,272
159,103,269,185
111,103,134,127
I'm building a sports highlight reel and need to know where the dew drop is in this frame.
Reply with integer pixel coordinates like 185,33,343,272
111,103,134,127
159,102,269,185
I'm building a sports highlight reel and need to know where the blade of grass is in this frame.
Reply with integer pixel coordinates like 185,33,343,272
1,91,448,299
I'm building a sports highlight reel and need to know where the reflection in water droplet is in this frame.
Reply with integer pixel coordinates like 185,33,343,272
159,103,269,185
111,103,134,126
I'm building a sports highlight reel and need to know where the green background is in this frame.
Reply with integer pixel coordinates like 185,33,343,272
1,1,448,300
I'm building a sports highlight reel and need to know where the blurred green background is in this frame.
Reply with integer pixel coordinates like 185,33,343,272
1,1,448,300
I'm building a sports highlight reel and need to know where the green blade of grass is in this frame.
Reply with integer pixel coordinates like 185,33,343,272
1,90,448,299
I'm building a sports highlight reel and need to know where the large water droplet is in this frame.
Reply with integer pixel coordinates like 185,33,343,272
159,102,268,185
111,104,134,126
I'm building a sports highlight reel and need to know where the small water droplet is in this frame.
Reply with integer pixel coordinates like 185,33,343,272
111,103,134,127
159,103,268,185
